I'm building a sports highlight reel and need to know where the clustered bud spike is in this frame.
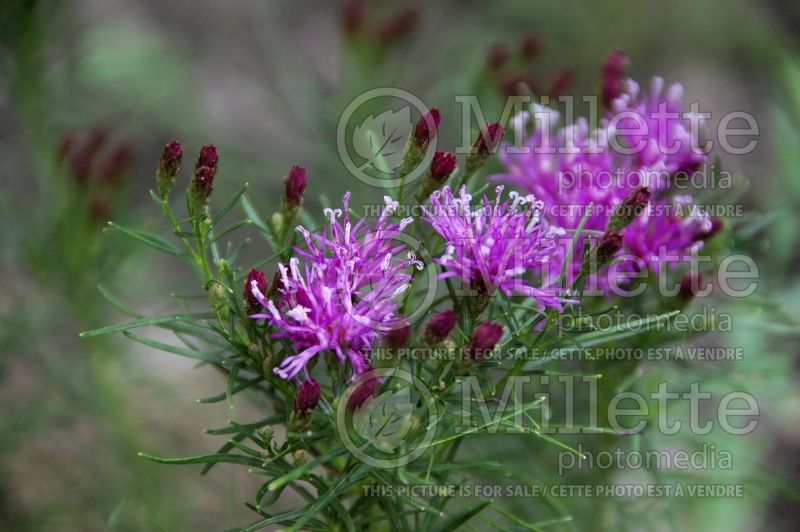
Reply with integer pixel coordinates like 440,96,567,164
423,309,457,344
293,379,321,414
609,186,650,232
189,144,218,210
282,165,307,215
601,48,629,110
413,108,442,148
243,268,268,314
377,7,418,47
466,321,504,359
156,139,183,198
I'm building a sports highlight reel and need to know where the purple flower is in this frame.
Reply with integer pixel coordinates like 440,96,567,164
493,102,712,291
611,77,708,175
422,185,574,311
466,321,504,359
250,194,422,381
423,309,457,343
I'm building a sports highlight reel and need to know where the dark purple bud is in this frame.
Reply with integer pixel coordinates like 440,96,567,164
486,43,508,70
610,186,650,231
377,7,418,46
597,231,623,264
500,74,540,97
466,321,503,359
413,108,441,147
70,126,108,185
243,268,268,314
342,0,365,36
679,272,702,302
601,48,629,110
473,123,505,157
424,309,457,343
100,143,132,183
195,144,219,172
384,324,410,349
282,165,307,212
55,133,75,164
548,68,575,98
520,33,542,60
294,379,321,414
156,140,183,198
430,151,457,183
346,373,380,411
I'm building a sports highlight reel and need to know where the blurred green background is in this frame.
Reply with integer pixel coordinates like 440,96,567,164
1,0,799,530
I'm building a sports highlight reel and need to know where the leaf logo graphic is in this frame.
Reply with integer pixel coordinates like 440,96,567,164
352,107,412,175
352,386,414,453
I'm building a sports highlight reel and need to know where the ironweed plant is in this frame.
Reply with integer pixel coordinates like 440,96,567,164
83,53,736,530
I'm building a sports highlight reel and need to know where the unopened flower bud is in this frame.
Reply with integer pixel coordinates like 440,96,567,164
466,321,503,359
520,33,541,60
463,123,505,184
601,48,629,110
384,324,410,350
342,0,365,36
243,268,268,314
486,43,508,70
100,143,132,183
195,144,219,172
679,272,703,302
422,309,457,344
548,68,575,98
377,7,418,47
189,144,218,211
597,231,623,264
346,373,379,411
281,166,307,215
294,379,321,414
430,151,456,183
156,139,183,198
208,282,228,313
413,108,441,148
609,186,650,232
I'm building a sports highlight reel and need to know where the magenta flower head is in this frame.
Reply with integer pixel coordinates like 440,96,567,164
423,309,457,343
611,77,708,175
413,108,442,148
601,48,629,110
243,268,268,314
282,165,307,213
249,194,422,381
422,186,575,312
466,321,504,359
294,379,321,414
156,140,182,199
430,151,457,183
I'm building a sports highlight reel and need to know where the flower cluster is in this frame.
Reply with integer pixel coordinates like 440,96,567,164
250,194,422,381
493,68,715,290
422,185,574,311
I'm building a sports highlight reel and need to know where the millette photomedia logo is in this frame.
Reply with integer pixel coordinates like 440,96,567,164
336,367,438,468
336,87,437,189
